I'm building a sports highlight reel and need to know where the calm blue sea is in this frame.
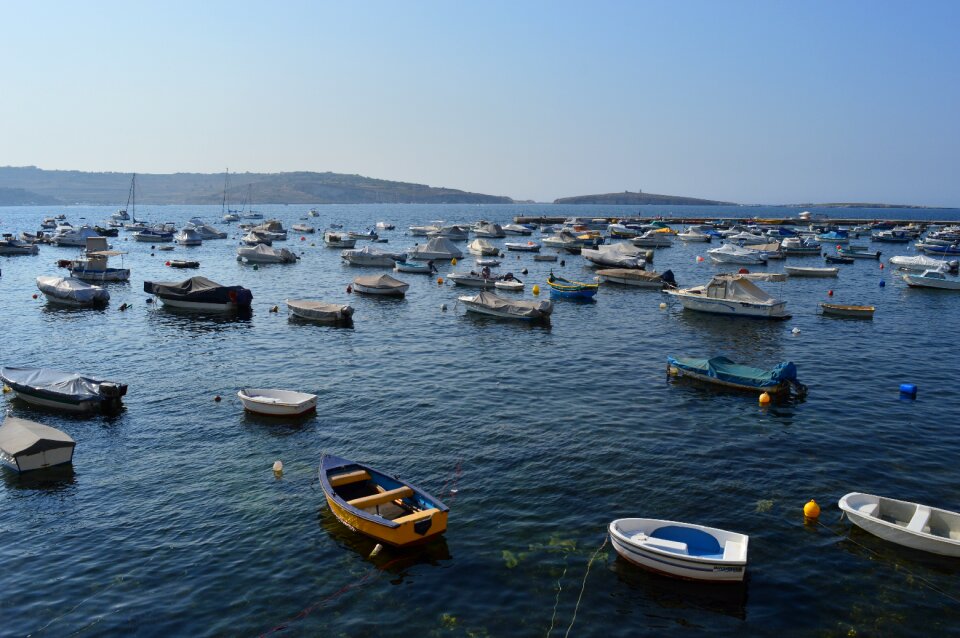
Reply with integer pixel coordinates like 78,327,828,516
1,204,959,637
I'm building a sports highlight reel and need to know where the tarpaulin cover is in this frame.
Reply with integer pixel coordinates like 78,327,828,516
0,366,108,401
0,416,75,456
143,276,252,304
353,274,408,289
36,276,110,304
667,356,798,388
467,291,552,318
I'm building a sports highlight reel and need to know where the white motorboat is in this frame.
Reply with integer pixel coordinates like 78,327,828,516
839,492,960,557
408,220,444,236
427,225,469,241
677,229,713,242
473,222,506,238
375,221,395,230
394,260,437,274
286,299,354,324
307,208,320,217
175,227,203,246
407,237,463,261
504,241,541,252
494,279,524,291
352,274,410,296
724,231,768,245
666,274,789,319
596,268,674,288
889,255,958,273
502,223,533,235
341,246,405,267
52,225,102,247
607,223,642,238
631,230,674,248
291,223,316,234
468,238,499,256
241,230,273,246
238,388,318,416
237,244,299,264
324,230,356,248
64,237,130,282
134,228,174,243
185,222,228,239
36,276,109,307
0,416,75,472
609,518,748,582
581,243,645,268
708,244,768,265
902,269,960,290
223,213,240,222
785,266,839,277
458,290,552,321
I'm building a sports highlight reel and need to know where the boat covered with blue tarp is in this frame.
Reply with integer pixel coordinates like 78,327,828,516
667,356,804,396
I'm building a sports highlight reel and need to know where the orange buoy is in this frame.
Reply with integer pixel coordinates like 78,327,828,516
803,499,821,519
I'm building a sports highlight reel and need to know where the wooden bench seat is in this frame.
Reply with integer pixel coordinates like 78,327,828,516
329,469,371,487
392,508,437,525
347,486,414,509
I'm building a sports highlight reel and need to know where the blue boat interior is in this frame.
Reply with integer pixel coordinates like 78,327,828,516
651,525,724,558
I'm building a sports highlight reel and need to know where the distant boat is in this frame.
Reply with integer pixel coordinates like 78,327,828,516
708,244,767,265
819,303,875,318
902,269,960,290
237,244,299,264
341,246,405,267
0,366,127,414
175,228,203,246
609,518,749,582
597,268,675,289
393,260,437,274
0,416,75,472
319,454,450,547
785,266,839,277
667,355,804,396
839,492,960,557
375,221,395,230
291,223,315,234
324,230,356,248
351,273,409,296
546,272,599,299
0,235,39,255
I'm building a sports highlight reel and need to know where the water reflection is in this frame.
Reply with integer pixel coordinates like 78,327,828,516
318,508,452,578
146,304,253,333
242,409,318,435
458,312,552,331
2,464,76,492
287,315,354,330
610,556,748,620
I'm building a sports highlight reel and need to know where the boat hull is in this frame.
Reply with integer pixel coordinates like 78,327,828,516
353,283,408,296
157,298,240,311
609,521,747,582
670,293,789,319
0,446,74,472
840,492,960,557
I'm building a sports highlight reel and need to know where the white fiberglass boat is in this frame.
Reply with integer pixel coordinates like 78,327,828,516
839,492,960,557
238,388,318,416
666,274,789,319
902,269,960,290
458,291,552,321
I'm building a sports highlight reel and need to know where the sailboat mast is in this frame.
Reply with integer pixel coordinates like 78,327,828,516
222,168,229,216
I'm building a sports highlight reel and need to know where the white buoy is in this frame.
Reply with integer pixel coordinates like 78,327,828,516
369,543,383,557
659,302,667,310
272,460,283,473
791,327,801,335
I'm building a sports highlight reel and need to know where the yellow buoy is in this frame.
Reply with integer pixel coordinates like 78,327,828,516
273,460,284,474
532,284,540,296
804,499,820,519
759,391,771,405
451,257,457,265
2,385,11,394
437,277,444,285
659,302,667,310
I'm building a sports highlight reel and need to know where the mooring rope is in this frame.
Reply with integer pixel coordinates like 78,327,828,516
563,537,608,638
814,514,960,606
544,559,569,638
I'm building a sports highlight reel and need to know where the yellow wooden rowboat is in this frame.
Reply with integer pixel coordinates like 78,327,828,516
319,454,449,547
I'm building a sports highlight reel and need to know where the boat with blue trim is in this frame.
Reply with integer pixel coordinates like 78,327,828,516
609,518,749,582
667,356,805,396
546,272,599,299
319,454,449,547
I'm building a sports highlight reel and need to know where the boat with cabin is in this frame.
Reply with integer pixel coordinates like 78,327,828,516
407,237,463,261
581,243,645,268
0,235,40,255
666,274,789,319
902,269,960,290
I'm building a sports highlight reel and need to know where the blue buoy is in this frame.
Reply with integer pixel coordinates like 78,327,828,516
879,280,886,287
899,383,917,399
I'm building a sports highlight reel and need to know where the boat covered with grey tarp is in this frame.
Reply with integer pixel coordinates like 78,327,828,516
0,416,75,472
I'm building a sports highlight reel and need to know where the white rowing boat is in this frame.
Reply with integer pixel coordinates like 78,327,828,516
839,492,960,556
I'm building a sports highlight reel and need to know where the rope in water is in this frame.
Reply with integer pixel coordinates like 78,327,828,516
544,560,568,638
815,513,960,606
563,537,608,638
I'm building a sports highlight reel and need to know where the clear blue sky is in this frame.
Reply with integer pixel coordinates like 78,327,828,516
1,1,958,204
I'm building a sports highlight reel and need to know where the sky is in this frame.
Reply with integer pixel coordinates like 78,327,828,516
1,1,958,205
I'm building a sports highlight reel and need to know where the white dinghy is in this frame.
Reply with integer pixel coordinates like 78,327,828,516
839,492,960,556
237,244,299,264
286,300,354,324
0,416,75,472
609,518,748,582
238,388,318,416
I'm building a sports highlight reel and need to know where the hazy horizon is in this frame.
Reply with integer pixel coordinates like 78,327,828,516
2,1,958,206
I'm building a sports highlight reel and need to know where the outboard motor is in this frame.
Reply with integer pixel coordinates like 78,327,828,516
234,287,254,308
660,269,677,289
948,260,959,273
99,382,128,414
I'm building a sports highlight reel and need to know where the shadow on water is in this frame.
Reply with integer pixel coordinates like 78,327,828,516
674,310,789,344
39,303,110,318
610,556,748,621
317,508,452,579
241,409,318,435
457,312,552,331
837,526,960,576
146,304,253,333
2,464,77,492
286,314,354,330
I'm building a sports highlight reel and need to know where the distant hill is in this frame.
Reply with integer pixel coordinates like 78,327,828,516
0,186,62,205
0,166,513,205
554,191,735,206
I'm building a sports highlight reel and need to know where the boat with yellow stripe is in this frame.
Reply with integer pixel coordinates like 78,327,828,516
319,454,449,547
